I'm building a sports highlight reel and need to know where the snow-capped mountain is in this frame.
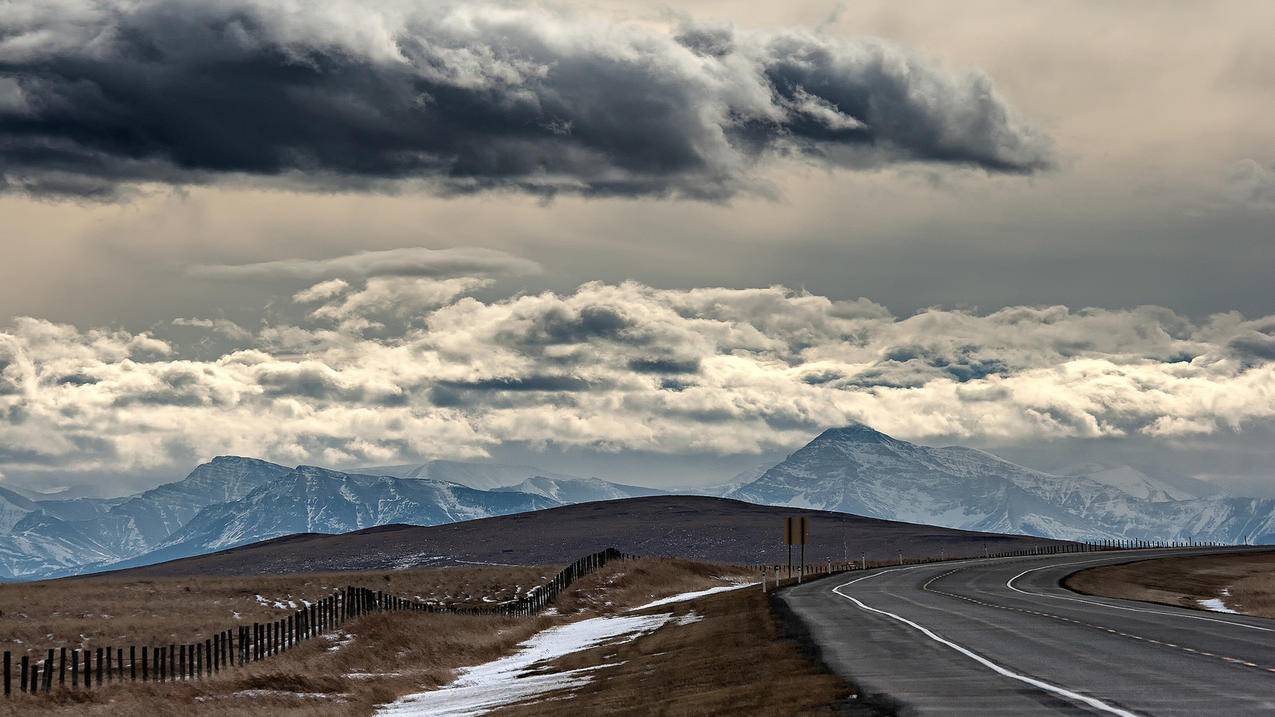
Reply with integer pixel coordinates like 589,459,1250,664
728,422,1275,543
1056,463,1215,502
0,457,573,579
360,460,586,491
670,466,769,497
0,456,291,578
0,485,38,533
78,466,561,573
495,475,664,503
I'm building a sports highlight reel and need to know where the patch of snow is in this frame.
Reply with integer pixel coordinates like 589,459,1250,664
233,689,342,699
324,632,355,651
1198,598,1238,614
377,613,674,716
347,672,401,680
672,611,704,625
627,583,756,612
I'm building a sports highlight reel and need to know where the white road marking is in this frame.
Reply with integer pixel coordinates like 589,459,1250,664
831,569,1145,717
1006,558,1275,634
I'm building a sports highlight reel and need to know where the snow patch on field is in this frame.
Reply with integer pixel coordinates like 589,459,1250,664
1198,588,1239,614
627,582,756,612
376,613,673,716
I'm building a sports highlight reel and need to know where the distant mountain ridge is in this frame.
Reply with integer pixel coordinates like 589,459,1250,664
97,465,559,573
728,422,1275,543
0,456,671,580
3,423,1268,579
357,460,585,491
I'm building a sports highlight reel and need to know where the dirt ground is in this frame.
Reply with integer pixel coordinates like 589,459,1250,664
1065,549,1275,618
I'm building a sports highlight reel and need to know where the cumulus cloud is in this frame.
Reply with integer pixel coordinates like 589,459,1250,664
0,1,1051,199
292,279,350,304
171,317,252,340
2,279,1273,478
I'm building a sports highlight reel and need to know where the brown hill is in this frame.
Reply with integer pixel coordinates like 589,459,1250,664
104,496,1072,578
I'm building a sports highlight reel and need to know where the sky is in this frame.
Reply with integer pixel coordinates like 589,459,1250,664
0,0,1272,495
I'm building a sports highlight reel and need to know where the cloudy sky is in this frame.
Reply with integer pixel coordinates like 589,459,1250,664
1,0,1272,495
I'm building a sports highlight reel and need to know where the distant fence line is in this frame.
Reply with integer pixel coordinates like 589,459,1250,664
3,547,629,697
754,537,1229,583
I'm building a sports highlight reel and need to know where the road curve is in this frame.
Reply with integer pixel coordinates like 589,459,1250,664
781,548,1275,716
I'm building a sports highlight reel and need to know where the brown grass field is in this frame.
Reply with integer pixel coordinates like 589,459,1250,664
0,564,555,653
491,584,879,717
1066,549,1275,618
0,558,806,715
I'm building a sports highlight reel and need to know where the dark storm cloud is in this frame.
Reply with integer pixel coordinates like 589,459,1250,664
882,344,1010,382
0,1,1051,199
627,357,701,374
438,375,594,393
509,306,638,347
1228,332,1275,361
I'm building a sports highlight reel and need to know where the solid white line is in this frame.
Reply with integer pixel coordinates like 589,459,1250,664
831,572,1145,717
1006,558,1275,634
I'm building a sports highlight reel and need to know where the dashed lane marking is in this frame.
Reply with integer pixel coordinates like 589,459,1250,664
922,568,1275,675
831,570,1145,717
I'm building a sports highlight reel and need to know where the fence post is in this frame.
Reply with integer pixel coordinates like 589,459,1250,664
3,651,9,697
42,651,53,694
96,647,103,685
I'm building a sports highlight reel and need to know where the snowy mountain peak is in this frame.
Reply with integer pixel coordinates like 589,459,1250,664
1057,463,1195,502
728,422,1275,544
809,422,897,447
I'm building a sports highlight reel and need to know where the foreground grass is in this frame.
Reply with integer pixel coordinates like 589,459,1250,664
0,558,746,715
1066,549,1275,617
489,585,865,717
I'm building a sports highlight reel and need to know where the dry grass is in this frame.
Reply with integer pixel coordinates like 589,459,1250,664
1066,549,1275,617
0,564,555,653
489,585,862,716
0,558,748,716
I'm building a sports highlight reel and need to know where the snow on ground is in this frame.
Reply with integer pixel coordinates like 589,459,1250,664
1198,587,1239,614
376,612,674,717
627,582,757,612
1198,598,1237,613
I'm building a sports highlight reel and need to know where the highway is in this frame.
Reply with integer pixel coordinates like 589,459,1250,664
781,549,1275,716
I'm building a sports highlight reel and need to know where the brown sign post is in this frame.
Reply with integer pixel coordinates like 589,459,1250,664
784,516,809,580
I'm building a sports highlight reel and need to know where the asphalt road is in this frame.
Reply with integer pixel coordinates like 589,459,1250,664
782,548,1275,716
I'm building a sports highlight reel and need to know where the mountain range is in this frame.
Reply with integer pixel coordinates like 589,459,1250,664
0,458,627,579
2,422,1271,579
728,422,1275,544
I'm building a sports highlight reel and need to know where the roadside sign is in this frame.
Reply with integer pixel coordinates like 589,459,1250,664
784,516,809,545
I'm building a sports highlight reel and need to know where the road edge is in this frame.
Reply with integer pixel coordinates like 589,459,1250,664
771,580,903,716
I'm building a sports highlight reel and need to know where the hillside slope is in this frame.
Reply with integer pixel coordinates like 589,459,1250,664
104,495,1071,578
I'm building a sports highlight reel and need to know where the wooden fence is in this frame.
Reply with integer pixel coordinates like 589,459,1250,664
3,547,630,696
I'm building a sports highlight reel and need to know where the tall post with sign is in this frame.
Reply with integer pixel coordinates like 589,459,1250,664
784,516,809,582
